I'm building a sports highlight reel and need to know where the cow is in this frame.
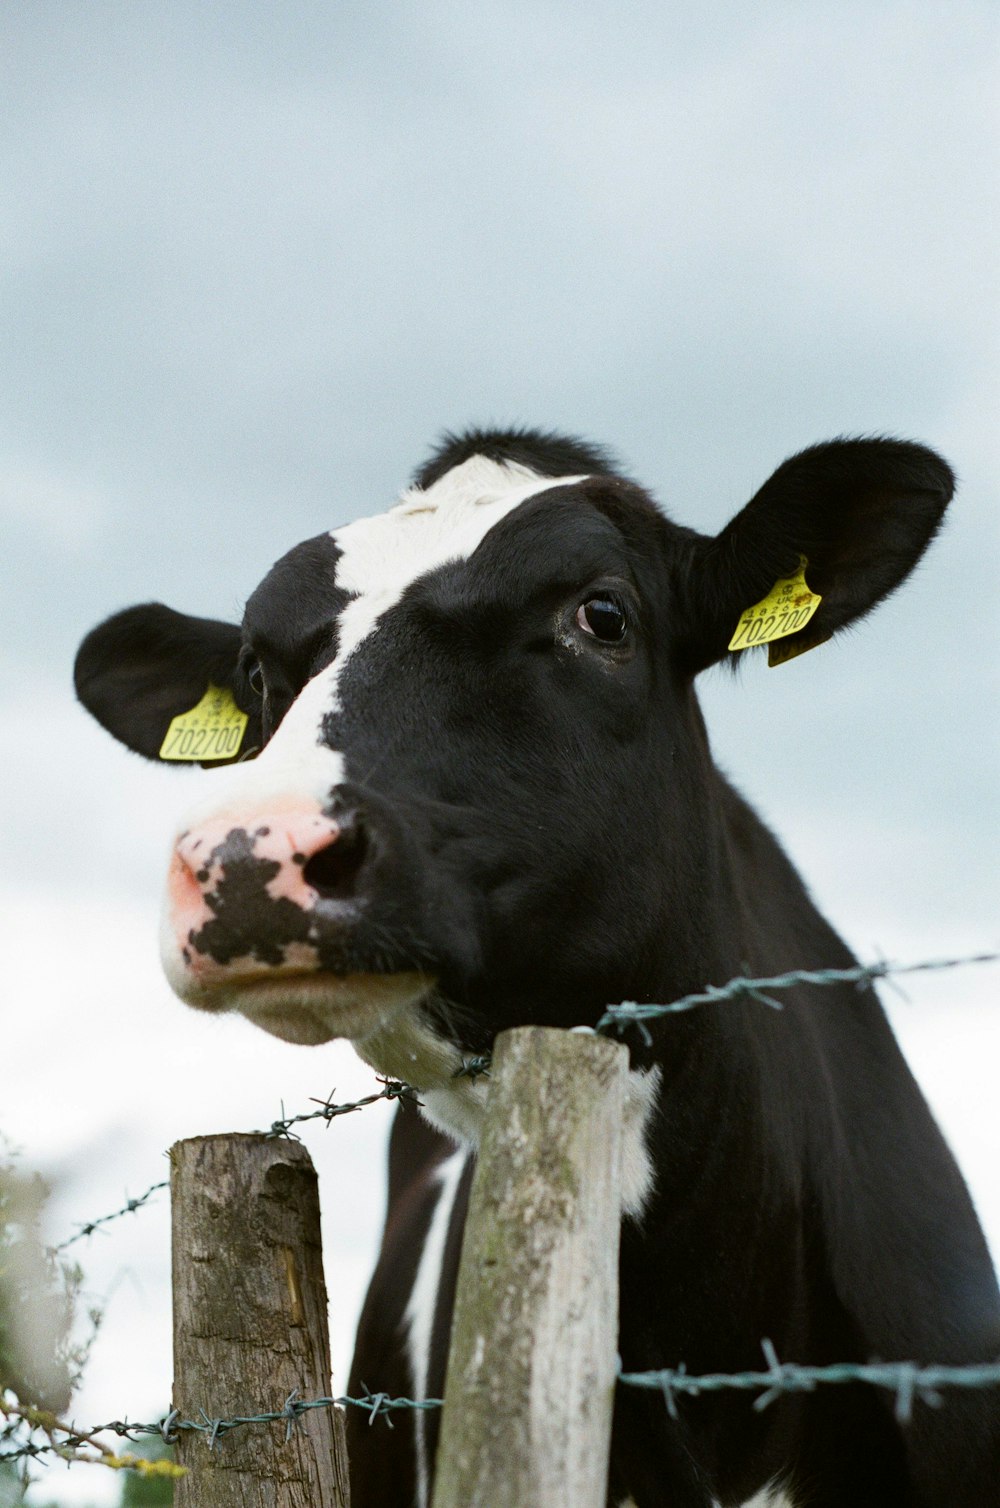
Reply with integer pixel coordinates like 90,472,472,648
74,428,999,1507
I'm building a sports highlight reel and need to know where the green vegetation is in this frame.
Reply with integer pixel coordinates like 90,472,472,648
1,1146,174,1503
0,1156,83,1415
119,1438,175,1505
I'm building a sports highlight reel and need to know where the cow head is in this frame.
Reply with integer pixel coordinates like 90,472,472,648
75,429,951,1132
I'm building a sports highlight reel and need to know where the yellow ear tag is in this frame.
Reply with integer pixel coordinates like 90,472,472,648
727,555,822,662
159,685,248,762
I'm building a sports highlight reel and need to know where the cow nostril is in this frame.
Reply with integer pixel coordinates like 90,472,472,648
302,821,369,901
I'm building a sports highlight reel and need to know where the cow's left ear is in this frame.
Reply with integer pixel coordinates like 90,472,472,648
672,439,954,675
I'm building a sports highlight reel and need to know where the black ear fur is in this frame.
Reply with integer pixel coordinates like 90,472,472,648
673,439,954,675
74,603,260,764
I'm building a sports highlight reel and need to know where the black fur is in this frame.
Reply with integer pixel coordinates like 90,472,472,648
414,425,623,489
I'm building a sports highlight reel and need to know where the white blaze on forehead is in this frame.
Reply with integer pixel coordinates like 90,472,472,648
328,456,587,715
173,457,586,830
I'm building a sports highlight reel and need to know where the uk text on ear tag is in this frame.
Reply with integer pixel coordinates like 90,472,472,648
727,555,822,659
159,685,248,762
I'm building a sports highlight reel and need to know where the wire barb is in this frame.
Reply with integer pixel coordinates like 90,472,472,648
452,1054,492,1080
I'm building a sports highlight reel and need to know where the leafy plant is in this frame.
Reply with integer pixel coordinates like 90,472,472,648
0,1155,88,1413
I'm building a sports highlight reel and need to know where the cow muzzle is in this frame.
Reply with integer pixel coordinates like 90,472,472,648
161,795,432,1044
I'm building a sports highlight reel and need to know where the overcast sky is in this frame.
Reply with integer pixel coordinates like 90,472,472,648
2,4,998,1502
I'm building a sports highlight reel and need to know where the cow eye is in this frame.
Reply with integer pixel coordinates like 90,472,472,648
576,596,627,642
246,660,264,697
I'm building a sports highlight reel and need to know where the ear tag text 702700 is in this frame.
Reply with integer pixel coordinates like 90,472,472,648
159,685,248,762
727,555,823,666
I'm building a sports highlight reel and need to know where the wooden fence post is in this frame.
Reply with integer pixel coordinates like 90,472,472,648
431,1026,628,1508
170,1133,350,1507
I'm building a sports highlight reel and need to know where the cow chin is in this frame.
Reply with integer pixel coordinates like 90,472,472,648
235,970,436,1046
162,942,435,1046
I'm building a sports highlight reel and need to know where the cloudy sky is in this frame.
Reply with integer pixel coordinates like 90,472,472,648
2,4,998,1501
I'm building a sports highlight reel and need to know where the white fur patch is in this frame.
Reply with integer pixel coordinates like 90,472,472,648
168,659,349,831
171,457,583,827
405,1148,467,1508
619,1064,661,1219
326,456,586,721
351,997,492,1139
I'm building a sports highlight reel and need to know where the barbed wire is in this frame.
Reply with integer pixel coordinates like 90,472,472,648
264,1076,422,1140
595,952,999,1037
0,1388,442,1469
159,1388,445,1446
44,952,997,1254
618,1340,1000,1426
17,947,996,1477
0,1398,184,1478
49,1179,170,1255
45,1079,424,1258
7,1346,1000,1470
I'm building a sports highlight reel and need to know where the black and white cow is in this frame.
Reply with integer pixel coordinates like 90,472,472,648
75,429,999,1507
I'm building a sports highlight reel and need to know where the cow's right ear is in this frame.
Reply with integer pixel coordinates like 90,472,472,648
74,604,262,765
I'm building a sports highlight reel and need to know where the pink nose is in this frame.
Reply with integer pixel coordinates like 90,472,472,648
176,808,341,895
167,803,345,970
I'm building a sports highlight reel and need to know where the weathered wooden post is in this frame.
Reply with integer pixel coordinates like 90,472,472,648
431,1026,628,1508
170,1133,350,1507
